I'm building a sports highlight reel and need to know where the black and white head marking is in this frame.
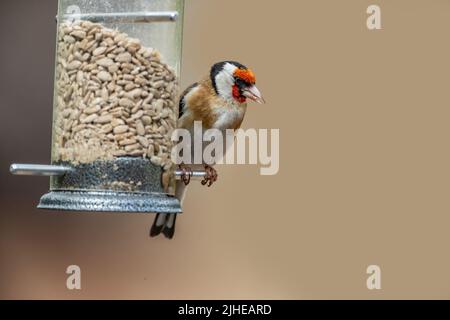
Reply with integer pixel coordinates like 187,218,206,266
211,61,247,101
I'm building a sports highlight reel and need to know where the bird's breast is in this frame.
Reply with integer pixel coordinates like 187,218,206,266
212,103,247,131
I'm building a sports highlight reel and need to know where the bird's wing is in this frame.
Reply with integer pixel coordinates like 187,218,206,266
179,82,199,120
179,78,228,130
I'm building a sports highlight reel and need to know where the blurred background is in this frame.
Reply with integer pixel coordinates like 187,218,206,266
2,0,450,299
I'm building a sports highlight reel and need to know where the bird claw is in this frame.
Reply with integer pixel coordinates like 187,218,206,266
201,165,218,187
179,164,193,186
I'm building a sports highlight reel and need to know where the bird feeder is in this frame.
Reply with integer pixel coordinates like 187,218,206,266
10,0,205,214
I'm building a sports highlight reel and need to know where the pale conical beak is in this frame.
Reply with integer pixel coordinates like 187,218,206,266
243,85,266,104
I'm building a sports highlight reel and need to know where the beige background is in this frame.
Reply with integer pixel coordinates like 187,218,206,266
1,0,450,299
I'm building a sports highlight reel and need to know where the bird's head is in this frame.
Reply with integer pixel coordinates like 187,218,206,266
210,61,265,105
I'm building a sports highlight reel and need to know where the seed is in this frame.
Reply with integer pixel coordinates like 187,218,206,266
96,57,114,67
137,136,149,148
131,110,144,120
119,98,134,108
151,156,162,166
136,120,145,136
114,132,132,141
107,65,118,74
113,150,127,157
111,118,125,127
102,124,113,133
84,106,101,115
81,114,98,124
96,115,113,124
101,87,109,100
97,71,112,82
125,143,140,152
82,53,91,61
126,88,142,99
64,35,76,44
158,126,167,135
114,33,127,43
116,52,132,63
70,109,80,120
72,124,86,132
126,40,141,54
91,97,104,106
135,76,148,86
151,80,165,89
142,116,152,126
67,60,82,70
114,125,129,134
119,138,137,146
143,48,153,58
71,30,86,39
147,145,155,156
143,94,154,104
62,109,72,118
85,40,97,51
154,99,164,112
131,67,140,75
93,47,107,56
124,83,136,91
106,83,116,93
129,150,145,157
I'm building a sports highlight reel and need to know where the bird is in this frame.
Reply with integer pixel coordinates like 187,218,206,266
150,61,265,239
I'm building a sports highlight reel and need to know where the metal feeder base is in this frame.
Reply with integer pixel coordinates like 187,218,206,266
38,190,182,214
34,157,182,214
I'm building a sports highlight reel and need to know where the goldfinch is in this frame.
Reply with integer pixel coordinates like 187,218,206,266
150,61,265,239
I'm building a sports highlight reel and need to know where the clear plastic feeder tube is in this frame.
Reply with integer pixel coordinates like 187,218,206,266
42,0,185,213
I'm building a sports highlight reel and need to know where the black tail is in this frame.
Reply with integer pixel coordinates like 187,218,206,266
150,214,177,239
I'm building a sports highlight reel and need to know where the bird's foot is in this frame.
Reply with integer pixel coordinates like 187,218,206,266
179,163,193,186
201,165,218,187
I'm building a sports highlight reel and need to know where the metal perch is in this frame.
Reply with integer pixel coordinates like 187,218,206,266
10,163,207,180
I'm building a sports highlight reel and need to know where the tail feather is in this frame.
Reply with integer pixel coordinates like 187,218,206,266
150,181,188,239
150,213,166,238
150,213,177,239
162,214,177,239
